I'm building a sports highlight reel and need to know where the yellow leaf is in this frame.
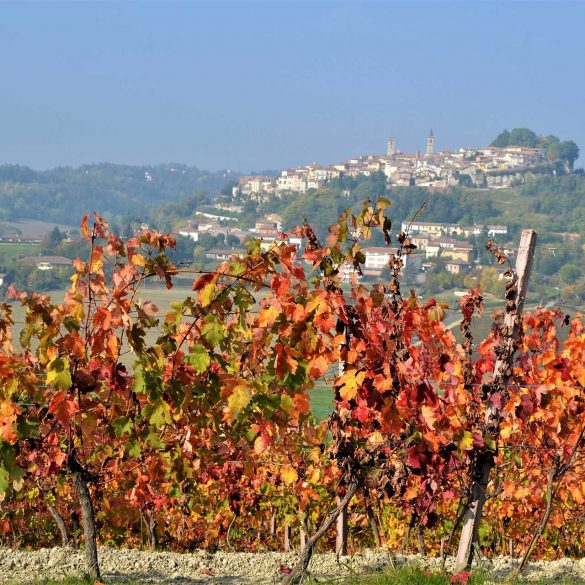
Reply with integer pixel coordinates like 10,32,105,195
421,405,437,428
281,464,298,485
337,369,366,401
308,467,321,484
428,304,446,321
367,431,384,447
500,423,512,440
456,430,474,451
199,279,217,308
130,253,146,267
227,386,251,416
258,305,280,328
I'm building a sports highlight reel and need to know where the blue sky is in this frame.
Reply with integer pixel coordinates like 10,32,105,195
1,1,583,171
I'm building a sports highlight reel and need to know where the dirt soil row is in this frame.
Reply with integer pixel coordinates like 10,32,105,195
2,547,585,584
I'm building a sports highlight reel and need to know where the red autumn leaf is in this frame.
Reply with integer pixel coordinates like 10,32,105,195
490,391,502,409
48,391,79,428
450,571,472,584
407,446,422,469
192,272,216,291
279,565,293,574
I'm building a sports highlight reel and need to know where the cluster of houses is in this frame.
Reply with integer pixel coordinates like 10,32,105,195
177,215,283,248
177,213,511,282
9,215,510,289
235,132,549,198
404,220,508,275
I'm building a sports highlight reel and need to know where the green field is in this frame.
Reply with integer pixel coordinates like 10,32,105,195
0,242,40,266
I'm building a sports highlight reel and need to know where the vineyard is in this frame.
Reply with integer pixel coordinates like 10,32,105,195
0,203,584,584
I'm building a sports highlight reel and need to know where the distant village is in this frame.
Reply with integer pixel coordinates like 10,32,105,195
170,133,528,284
236,132,550,198
1,133,533,288
176,214,509,284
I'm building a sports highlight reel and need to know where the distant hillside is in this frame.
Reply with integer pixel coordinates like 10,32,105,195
0,163,237,224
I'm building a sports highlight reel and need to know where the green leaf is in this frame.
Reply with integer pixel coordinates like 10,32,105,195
0,465,9,495
280,394,295,415
149,400,172,428
62,316,81,332
46,357,72,391
185,344,211,373
17,417,39,439
112,416,133,437
229,262,246,276
147,430,164,449
125,439,141,458
11,467,25,492
202,319,224,346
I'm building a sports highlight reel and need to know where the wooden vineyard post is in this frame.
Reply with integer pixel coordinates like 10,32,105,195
455,229,537,571
335,499,349,556
270,512,276,537
300,518,308,552
509,537,515,557
334,322,351,558
284,523,291,552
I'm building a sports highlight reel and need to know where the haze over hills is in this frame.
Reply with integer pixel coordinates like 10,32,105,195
0,163,237,225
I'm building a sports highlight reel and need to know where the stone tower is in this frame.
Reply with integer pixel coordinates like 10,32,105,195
426,129,434,156
387,137,396,156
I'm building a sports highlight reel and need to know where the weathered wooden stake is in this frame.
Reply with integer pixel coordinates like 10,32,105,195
300,518,308,552
270,512,276,536
335,499,349,556
509,537,515,557
455,229,537,571
284,523,291,552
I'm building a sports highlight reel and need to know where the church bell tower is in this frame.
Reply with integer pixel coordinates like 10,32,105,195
426,129,434,156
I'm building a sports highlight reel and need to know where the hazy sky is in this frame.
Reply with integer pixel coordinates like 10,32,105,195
1,1,583,172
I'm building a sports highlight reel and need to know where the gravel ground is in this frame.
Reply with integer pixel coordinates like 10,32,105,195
2,547,585,584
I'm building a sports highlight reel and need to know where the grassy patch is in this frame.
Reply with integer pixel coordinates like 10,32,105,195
0,242,40,266
13,578,96,585
313,566,585,584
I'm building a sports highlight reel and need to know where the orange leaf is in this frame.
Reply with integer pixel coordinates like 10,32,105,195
80,214,90,241
308,355,329,378
281,464,298,485
48,391,79,428
258,305,280,328
0,401,20,444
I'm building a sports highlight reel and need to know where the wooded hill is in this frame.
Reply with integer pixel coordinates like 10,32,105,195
0,163,235,225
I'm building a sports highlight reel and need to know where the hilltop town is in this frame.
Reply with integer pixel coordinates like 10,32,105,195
236,131,560,198
0,130,582,301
